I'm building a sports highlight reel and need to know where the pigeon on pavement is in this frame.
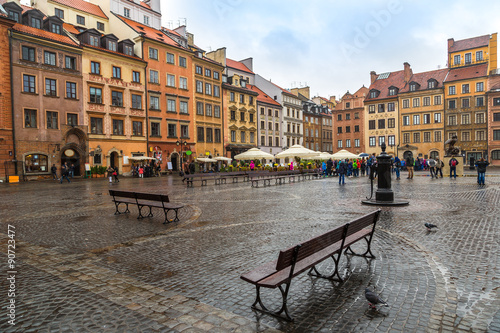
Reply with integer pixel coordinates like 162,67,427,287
365,288,389,309
425,223,438,231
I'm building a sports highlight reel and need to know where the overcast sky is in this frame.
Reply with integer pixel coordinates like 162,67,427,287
163,0,500,100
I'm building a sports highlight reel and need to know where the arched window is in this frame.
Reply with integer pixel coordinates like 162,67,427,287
25,154,48,173
430,151,439,159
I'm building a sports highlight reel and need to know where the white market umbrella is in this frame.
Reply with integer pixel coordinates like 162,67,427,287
196,157,217,163
128,156,157,161
331,149,359,160
302,152,333,160
214,156,232,162
275,145,318,159
234,148,274,160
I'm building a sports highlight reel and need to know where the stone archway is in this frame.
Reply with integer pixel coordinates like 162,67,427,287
107,148,122,173
170,152,179,171
63,128,87,176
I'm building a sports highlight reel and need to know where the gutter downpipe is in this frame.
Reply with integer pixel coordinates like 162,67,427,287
8,29,19,179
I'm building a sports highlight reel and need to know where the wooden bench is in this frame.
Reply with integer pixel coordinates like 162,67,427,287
184,173,217,187
240,209,381,321
109,190,184,223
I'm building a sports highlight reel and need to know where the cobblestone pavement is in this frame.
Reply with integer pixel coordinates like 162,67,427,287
0,170,499,332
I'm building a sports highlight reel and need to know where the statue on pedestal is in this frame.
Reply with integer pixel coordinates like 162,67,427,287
444,135,460,156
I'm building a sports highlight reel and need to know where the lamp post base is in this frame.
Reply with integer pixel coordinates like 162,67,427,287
361,199,409,206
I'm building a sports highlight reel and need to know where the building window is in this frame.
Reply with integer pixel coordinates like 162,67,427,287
124,8,130,17
90,35,99,47
476,130,485,141
448,115,457,126
180,101,188,114
44,111,58,129
337,140,343,148
346,126,351,133
144,16,149,25
388,88,397,96
231,130,236,142
76,15,85,25
108,41,117,52
337,114,342,121
90,117,103,134
413,132,420,143
402,99,409,108
22,46,35,62
494,130,500,141
196,127,204,142
196,102,204,115
428,80,436,89
476,113,485,124
167,99,176,112
338,126,343,133
423,131,431,142
409,84,417,92
378,119,385,129
355,139,360,147
149,70,159,84
230,110,236,120
423,114,431,124
64,56,76,70
354,125,360,132
388,135,395,146
449,100,456,109
205,68,211,77
150,122,160,137
24,109,37,128
167,74,175,87
449,86,456,95
214,105,220,118
240,112,245,121
378,104,385,112
240,94,245,103
89,87,102,103
112,119,123,135
214,128,221,143
23,74,36,93
149,48,158,60
45,78,57,96
132,121,142,136
413,98,420,107
476,82,484,92
454,55,461,65
196,80,203,93
179,77,187,89
388,118,395,128
132,71,140,83
476,96,484,107
403,115,409,126
97,22,104,31
111,91,123,107
423,97,430,106
50,23,61,34
179,56,187,67
462,131,470,141
403,133,410,144
464,52,472,64
66,82,77,99
167,53,175,64
112,66,121,79
240,131,246,143
206,104,212,117
25,154,48,173
462,113,470,125
462,84,469,94
213,85,220,97
31,17,41,29
387,102,395,111
476,51,483,61
206,128,213,142
44,51,56,66
434,95,442,105
346,139,351,148
67,113,78,126
413,115,420,125
7,10,19,22
369,105,376,113
434,131,442,142
150,96,160,110
91,61,100,74
195,65,202,75
205,83,212,95
462,98,470,108
378,136,385,146
131,94,142,109
168,124,176,138
369,137,376,147
180,124,189,138
214,71,220,80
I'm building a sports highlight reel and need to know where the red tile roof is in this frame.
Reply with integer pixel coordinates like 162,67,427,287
248,84,281,107
399,68,448,93
117,14,181,47
12,22,79,47
365,70,407,102
63,22,81,35
82,42,144,62
448,35,490,53
139,1,151,10
50,0,107,19
269,81,296,97
0,0,37,14
444,63,488,82
226,58,253,74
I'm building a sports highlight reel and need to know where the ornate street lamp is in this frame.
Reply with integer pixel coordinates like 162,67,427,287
176,140,188,169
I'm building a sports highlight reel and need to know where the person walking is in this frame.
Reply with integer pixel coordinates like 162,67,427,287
51,164,58,180
107,165,114,183
60,162,71,184
138,165,144,178
338,159,347,185
394,157,401,180
113,167,119,183
69,163,75,178
449,155,459,179
475,157,489,185
435,157,444,178
405,153,414,179
427,157,436,179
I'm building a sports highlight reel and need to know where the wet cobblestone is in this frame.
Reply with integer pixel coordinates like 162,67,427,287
0,172,499,332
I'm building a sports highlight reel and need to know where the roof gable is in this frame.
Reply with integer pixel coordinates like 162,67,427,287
50,0,108,19
227,58,254,74
449,35,490,53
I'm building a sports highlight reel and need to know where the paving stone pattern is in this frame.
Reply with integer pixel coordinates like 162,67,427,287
0,171,499,332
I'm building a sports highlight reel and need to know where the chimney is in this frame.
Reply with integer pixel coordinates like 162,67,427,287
187,32,194,46
403,62,412,83
370,71,378,84
448,38,454,52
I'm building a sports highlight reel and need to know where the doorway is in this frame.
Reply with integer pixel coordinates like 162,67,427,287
110,152,118,169
61,149,81,176
171,154,179,171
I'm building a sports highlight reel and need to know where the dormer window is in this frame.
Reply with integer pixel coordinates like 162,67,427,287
388,87,398,96
428,80,437,89
8,10,20,22
31,17,42,29
369,90,379,99
409,83,419,92
124,45,133,56
108,41,117,52
50,23,61,34
241,80,246,88
90,35,99,47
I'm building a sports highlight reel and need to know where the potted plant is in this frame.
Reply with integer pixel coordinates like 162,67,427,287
91,166,98,178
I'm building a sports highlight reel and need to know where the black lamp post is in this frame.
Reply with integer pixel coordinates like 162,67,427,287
176,140,188,168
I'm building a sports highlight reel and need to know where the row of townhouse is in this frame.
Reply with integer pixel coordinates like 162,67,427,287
334,33,500,166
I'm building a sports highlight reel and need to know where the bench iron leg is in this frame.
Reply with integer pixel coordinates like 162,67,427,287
137,205,153,219
114,202,130,215
308,253,344,282
251,285,293,322
344,236,376,259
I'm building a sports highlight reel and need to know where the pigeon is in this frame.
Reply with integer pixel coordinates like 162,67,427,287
365,288,389,309
425,223,438,231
